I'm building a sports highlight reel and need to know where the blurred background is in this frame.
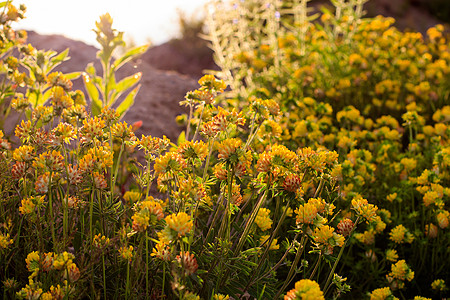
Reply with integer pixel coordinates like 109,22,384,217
13,0,210,46
13,0,450,48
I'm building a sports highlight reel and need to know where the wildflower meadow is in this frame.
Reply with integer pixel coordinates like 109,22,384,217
0,0,449,299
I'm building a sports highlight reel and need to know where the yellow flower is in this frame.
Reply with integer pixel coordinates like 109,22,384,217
178,140,208,161
164,212,193,238
259,235,279,250
213,294,230,300
295,202,318,225
53,252,75,270
93,234,110,248
284,279,325,300
217,138,242,162
119,245,134,261
26,251,40,278
436,210,449,229
354,229,376,245
255,208,273,231
389,260,414,282
369,287,397,300
138,135,170,155
33,150,65,172
151,242,171,261
53,122,76,144
313,225,344,248
431,279,447,292
80,117,106,142
123,191,142,205
425,223,438,238
0,232,13,249
111,121,136,143
386,249,399,262
389,224,414,244
13,145,35,162
351,196,378,223
154,151,187,175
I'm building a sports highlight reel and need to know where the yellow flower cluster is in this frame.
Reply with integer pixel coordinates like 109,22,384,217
284,279,325,300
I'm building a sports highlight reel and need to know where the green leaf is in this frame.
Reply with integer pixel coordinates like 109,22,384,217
112,44,149,71
115,72,142,94
177,131,186,146
116,85,140,119
47,48,70,71
39,88,53,107
85,63,96,76
64,71,82,80
105,71,116,106
83,72,102,116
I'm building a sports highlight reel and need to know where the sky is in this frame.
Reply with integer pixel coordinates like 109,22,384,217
14,0,211,47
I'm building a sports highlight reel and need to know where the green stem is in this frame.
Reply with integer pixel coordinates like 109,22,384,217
234,190,268,256
125,260,130,300
48,172,56,251
323,216,360,295
102,254,107,300
146,231,149,297
273,234,307,299
242,198,291,292
89,187,95,243
162,262,166,299
111,142,125,202
191,104,205,142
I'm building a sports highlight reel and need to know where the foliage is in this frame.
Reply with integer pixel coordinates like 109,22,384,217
83,13,149,119
205,0,450,298
0,0,449,299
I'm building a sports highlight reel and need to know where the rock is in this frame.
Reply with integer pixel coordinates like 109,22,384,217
14,31,199,143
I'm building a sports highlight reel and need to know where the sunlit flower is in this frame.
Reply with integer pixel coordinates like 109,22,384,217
53,122,76,144
123,191,141,205
154,151,187,175
436,210,449,229
284,279,325,300
388,260,414,285
161,212,193,242
32,150,65,172
53,252,75,270
351,196,378,223
255,208,273,231
119,245,134,262
425,223,438,238
111,121,136,143
259,235,279,250
0,232,13,249
35,172,51,194
337,218,354,237
369,287,397,300
151,242,171,261
313,225,345,248
26,251,40,278
178,140,208,161
431,279,447,292
176,251,198,276
295,202,318,225
93,234,110,248
47,72,73,91
11,161,27,180
386,249,399,262
389,224,414,244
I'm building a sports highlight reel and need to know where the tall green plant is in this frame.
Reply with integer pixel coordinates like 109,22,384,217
83,13,149,119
